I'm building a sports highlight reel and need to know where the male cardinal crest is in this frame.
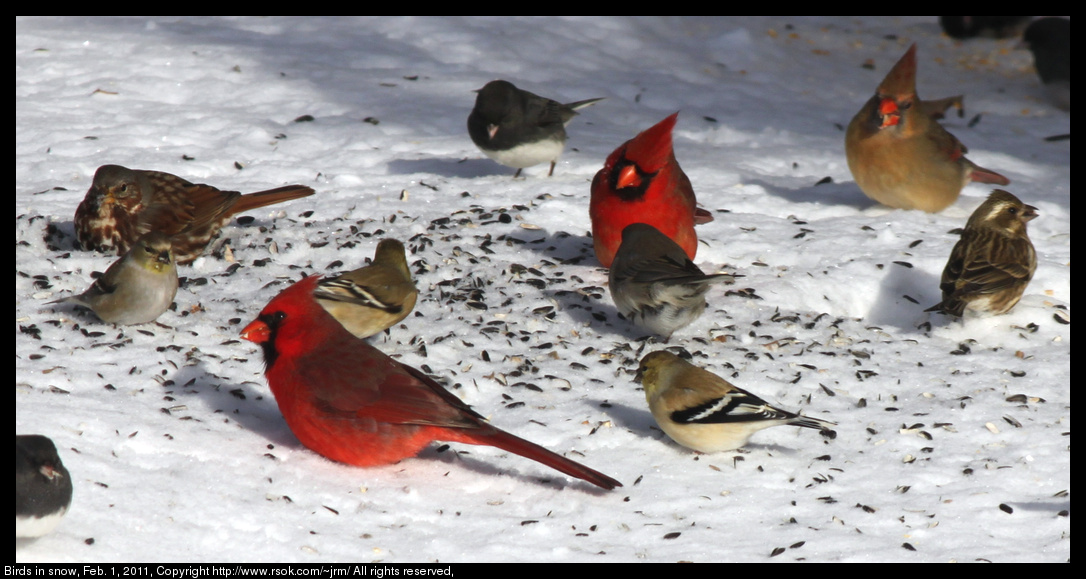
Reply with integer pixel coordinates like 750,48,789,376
845,44,1009,213
590,112,712,268
241,275,621,490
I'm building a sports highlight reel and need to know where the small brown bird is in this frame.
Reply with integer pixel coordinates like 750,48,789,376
50,231,178,325
75,164,315,265
845,43,1009,213
314,239,419,339
636,351,835,453
926,190,1038,317
609,223,734,338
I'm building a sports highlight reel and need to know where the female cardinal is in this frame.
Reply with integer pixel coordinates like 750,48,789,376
845,44,1009,213
241,275,621,490
590,112,712,268
75,164,315,264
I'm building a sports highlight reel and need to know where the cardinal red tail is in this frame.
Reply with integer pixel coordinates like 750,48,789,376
970,166,1011,185
232,185,316,214
458,427,621,490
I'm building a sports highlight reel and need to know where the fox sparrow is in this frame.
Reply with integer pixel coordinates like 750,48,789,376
75,164,315,265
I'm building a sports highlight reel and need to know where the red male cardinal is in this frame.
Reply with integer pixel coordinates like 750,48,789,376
241,275,621,490
590,112,712,268
845,44,1009,213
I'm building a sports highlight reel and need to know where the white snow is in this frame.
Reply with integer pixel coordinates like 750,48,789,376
16,16,1069,563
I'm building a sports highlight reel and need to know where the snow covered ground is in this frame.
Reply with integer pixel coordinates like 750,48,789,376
16,16,1069,563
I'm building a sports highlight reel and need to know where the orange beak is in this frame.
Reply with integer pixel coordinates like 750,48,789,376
616,164,642,189
878,98,900,128
240,319,271,344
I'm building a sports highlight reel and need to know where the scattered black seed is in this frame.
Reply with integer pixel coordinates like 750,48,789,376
234,161,244,170
663,532,681,540
1053,313,1069,325
999,503,1013,514
968,113,981,128
815,176,833,186
902,542,916,551
293,114,315,123
520,520,538,526
1044,133,1071,142
85,538,95,545
703,116,717,123
903,295,918,304
770,547,786,557
892,261,913,268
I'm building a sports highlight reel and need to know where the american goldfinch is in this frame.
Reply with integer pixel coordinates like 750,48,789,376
609,223,734,338
16,434,73,538
75,164,314,264
636,351,836,453
51,231,178,325
467,80,604,178
926,190,1038,317
845,43,1009,213
314,239,418,338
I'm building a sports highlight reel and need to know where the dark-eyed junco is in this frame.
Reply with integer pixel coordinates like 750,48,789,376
939,16,1031,39
1020,17,1070,111
16,435,73,538
926,190,1038,317
75,164,315,264
467,80,603,178
845,43,1009,213
609,223,734,339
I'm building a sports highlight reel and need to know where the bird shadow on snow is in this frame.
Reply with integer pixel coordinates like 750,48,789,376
742,178,877,212
411,444,616,494
387,158,512,180
864,260,942,331
168,361,300,449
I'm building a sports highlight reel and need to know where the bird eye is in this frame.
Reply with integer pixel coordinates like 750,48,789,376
1007,207,1018,215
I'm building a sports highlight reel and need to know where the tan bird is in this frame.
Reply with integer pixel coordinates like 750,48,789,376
314,239,418,338
926,190,1038,317
845,43,1009,213
637,351,835,453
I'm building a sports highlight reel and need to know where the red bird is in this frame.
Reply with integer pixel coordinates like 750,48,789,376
590,112,712,268
241,275,621,490
845,44,1009,213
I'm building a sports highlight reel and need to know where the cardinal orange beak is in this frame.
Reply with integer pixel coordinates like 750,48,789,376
617,164,642,189
878,98,901,128
241,319,271,344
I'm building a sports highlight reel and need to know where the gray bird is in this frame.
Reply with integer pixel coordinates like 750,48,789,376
609,223,734,338
52,231,178,325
